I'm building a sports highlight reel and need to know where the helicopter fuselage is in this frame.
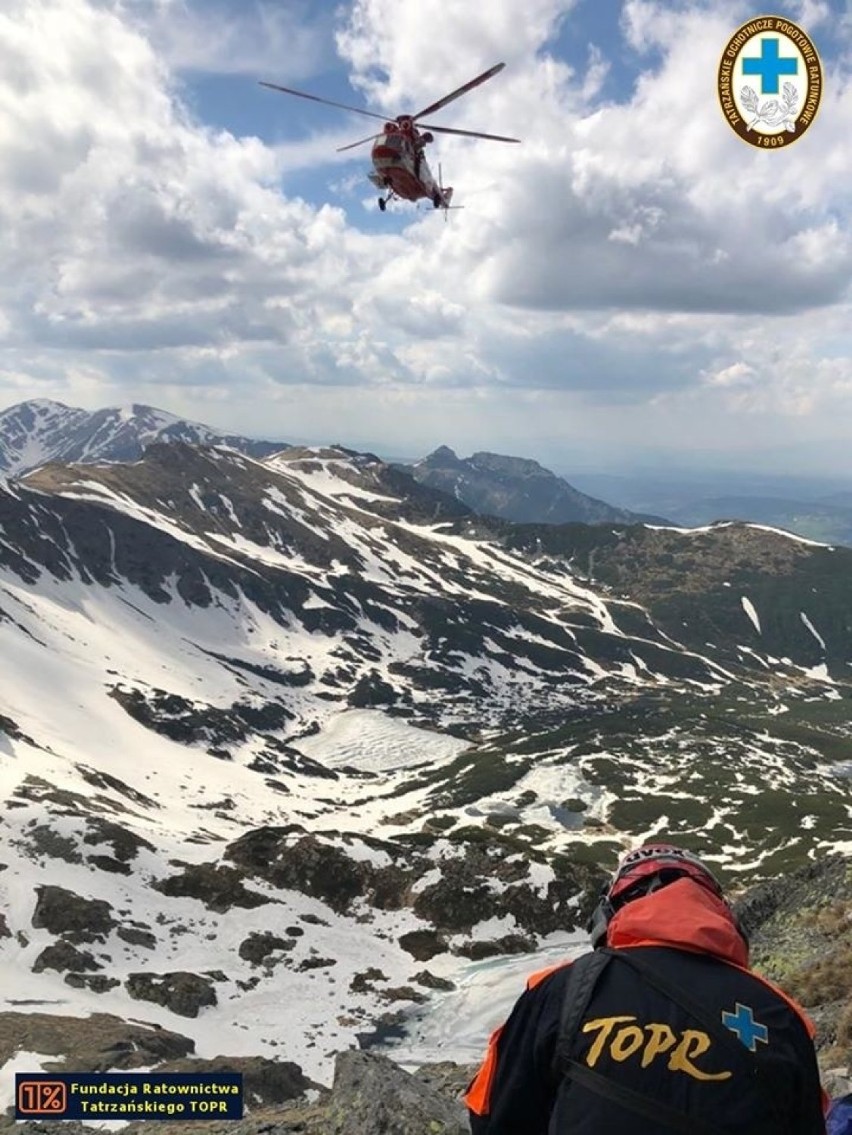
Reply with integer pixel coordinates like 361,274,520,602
368,121,451,209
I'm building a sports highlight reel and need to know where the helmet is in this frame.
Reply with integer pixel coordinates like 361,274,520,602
587,843,725,948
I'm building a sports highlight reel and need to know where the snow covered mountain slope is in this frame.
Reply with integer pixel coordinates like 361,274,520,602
0,399,287,477
1,441,850,1087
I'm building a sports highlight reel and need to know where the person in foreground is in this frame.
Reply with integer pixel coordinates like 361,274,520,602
465,842,828,1135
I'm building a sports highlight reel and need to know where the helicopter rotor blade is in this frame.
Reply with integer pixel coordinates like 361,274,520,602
412,62,506,121
336,133,382,152
420,123,521,143
258,81,388,123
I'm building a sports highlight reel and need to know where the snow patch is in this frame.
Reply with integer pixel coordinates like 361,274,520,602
294,709,470,774
741,597,761,634
800,612,826,651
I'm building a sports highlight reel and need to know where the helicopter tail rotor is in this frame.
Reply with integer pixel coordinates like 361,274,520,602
436,163,460,220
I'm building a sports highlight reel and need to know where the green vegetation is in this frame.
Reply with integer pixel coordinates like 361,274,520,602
484,812,516,829
552,842,623,870
446,824,548,861
423,814,456,832
754,718,852,762
448,679,852,886
428,752,532,809
507,823,553,843
383,750,485,799
608,795,713,833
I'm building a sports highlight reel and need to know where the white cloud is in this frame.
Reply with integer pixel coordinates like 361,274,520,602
0,0,851,476
703,362,758,388
118,0,330,78
336,0,577,111
790,0,832,28
0,0,397,364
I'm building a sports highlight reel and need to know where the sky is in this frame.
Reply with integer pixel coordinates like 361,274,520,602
1,0,852,476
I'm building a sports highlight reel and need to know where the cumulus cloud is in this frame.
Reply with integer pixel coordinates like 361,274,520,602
0,0,396,362
330,0,852,319
118,0,330,78
0,0,850,474
703,362,758,389
336,0,576,109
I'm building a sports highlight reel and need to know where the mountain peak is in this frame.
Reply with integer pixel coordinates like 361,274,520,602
422,445,460,466
412,446,662,526
0,399,289,477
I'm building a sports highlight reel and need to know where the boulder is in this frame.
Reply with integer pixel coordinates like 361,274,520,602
64,974,121,993
455,933,535,960
31,886,116,944
117,926,157,949
0,1012,194,1070
398,929,447,961
226,831,367,913
32,941,101,974
324,1049,468,1134
238,932,296,965
152,863,271,912
125,972,218,1018
154,1055,315,1105
411,970,456,992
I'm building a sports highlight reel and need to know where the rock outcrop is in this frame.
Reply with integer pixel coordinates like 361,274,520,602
125,972,219,1018
0,1012,194,1071
322,1050,468,1134
735,854,852,1071
31,886,117,943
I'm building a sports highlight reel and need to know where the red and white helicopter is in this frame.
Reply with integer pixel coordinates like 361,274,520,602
260,62,520,213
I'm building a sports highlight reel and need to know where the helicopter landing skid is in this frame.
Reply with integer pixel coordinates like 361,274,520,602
377,185,396,212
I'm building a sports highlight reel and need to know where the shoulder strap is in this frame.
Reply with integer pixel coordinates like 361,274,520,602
606,947,786,1130
550,949,612,1086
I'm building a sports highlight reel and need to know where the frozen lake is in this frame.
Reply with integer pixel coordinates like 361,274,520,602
376,932,589,1068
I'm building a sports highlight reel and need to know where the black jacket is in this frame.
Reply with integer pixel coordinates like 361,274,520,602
465,879,826,1135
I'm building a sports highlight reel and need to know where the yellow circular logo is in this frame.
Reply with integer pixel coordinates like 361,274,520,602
718,15,822,148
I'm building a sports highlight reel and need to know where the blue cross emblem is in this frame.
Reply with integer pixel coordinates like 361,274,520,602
742,38,798,94
722,1003,769,1051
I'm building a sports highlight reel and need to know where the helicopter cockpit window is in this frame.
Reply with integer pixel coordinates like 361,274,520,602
380,132,405,153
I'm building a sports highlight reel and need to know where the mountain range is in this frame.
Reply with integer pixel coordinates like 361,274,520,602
0,399,287,477
0,400,850,1124
5,399,852,549
0,400,660,531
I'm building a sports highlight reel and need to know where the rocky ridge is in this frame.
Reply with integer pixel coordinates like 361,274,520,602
409,445,665,526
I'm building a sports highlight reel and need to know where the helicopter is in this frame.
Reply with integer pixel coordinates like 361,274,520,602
259,62,520,213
